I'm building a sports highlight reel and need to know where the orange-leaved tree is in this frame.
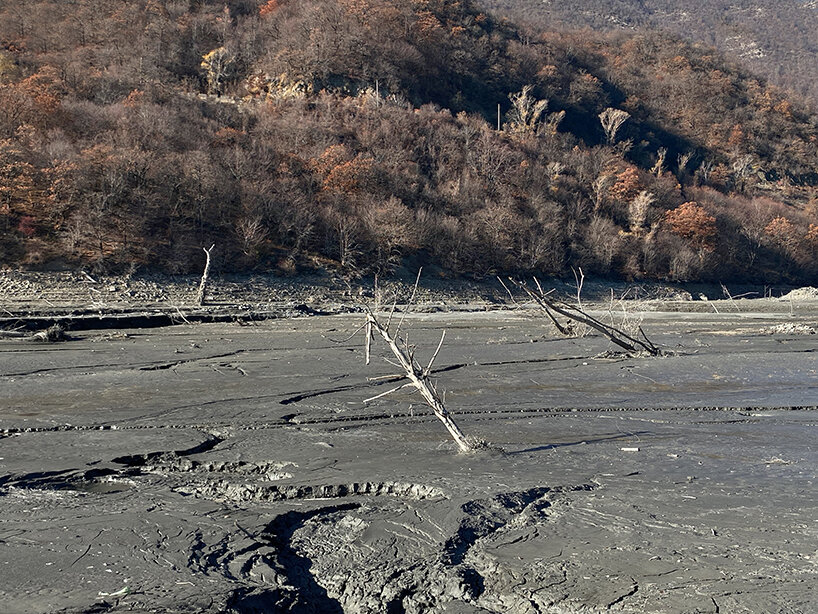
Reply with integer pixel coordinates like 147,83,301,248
763,216,798,252
664,201,717,249
259,0,287,17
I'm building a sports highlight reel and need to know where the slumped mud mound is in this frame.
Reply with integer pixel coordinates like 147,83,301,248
1,306,817,613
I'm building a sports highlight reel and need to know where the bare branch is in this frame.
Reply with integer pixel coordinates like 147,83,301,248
381,356,403,370
396,267,422,335
511,278,570,335
572,267,585,311
425,330,446,375
385,294,399,330
327,322,368,344
365,319,372,365
497,276,522,308
364,382,414,404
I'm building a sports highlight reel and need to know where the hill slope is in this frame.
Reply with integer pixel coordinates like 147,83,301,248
482,0,818,107
0,0,816,283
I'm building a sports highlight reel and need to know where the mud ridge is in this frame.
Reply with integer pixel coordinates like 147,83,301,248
444,486,554,566
2,404,815,441
176,480,446,503
111,435,224,467
141,459,295,480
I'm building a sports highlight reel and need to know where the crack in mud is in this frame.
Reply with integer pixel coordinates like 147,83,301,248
0,436,227,492
0,467,78,489
605,579,639,608
139,350,249,371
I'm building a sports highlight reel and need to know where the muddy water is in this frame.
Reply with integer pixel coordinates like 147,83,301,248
0,308,816,613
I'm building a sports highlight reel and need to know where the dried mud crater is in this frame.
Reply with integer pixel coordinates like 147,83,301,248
1,282,817,613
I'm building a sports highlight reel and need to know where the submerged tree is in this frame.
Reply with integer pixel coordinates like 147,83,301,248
360,273,475,452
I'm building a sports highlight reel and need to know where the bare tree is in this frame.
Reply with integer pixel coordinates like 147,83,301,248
628,190,655,233
196,244,215,306
544,109,566,135
731,154,756,192
652,147,667,176
236,215,266,257
677,151,694,180
201,46,235,95
506,85,549,135
697,158,715,185
360,273,474,452
598,108,630,144
592,173,614,213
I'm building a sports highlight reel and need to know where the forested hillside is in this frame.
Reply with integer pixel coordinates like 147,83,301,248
483,0,818,107
1,0,817,283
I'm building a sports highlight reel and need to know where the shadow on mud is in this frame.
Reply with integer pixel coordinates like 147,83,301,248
508,430,651,455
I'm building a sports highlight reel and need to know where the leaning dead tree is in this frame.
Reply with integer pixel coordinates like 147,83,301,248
360,273,474,453
503,277,661,356
195,244,215,306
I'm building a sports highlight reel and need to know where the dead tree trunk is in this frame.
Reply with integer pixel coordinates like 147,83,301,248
360,271,473,452
504,277,660,356
196,244,215,307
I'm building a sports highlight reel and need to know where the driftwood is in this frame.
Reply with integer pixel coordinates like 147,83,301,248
0,324,68,342
361,272,473,452
503,277,661,356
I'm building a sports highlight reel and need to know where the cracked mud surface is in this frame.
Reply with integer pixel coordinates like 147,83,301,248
1,303,817,613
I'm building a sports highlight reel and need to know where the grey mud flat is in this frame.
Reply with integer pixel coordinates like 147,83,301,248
0,305,816,613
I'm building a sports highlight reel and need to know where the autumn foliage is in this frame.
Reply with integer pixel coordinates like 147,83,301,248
259,0,285,17
664,202,717,248
0,0,815,283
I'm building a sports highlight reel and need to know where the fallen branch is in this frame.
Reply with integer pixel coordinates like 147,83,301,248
505,277,661,356
0,324,70,342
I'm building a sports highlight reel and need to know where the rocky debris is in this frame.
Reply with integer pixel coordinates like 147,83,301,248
766,322,816,335
780,286,818,301
0,270,506,314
